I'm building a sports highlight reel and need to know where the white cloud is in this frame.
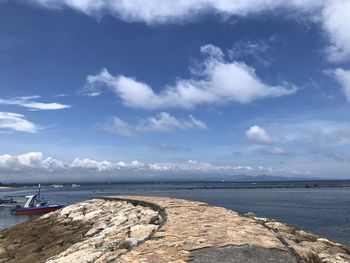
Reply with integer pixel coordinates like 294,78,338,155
228,39,273,67
12,1,350,70
103,117,135,137
0,152,63,170
302,121,350,146
71,158,115,171
53,94,67,98
330,68,350,101
246,118,350,162
23,1,322,24
0,152,312,182
0,112,38,133
246,125,289,155
246,125,274,145
103,112,207,137
0,96,71,110
200,44,225,60
19,1,350,63
322,0,350,63
263,146,288,156
300,123,350,162
83,45,296,109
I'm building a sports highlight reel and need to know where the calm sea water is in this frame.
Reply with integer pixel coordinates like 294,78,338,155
1,182,349,244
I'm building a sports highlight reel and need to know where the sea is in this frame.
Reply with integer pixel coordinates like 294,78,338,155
1,180,349,245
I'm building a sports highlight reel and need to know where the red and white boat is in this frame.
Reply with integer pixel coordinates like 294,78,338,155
12,185,64,214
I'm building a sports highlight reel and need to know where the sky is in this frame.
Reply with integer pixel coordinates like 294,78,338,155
1,0,350,182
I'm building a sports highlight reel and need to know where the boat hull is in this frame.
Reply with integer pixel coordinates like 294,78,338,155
13,205,64,214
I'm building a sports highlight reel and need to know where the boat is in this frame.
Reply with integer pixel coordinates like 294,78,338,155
71,184,81,188
0,196,20,207
50,184,64,188
12,185,64,214
12,194,64,214
0,196,17,204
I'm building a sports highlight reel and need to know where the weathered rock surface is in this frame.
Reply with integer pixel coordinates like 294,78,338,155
0,199,161,263
190,245,296,263
109,196,350,263
255,217,350,263
0,196,349,263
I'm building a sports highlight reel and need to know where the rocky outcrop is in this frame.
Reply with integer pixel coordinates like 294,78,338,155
0,196,349,263
0,199,163,263
108,196,350,263
253,217,350,263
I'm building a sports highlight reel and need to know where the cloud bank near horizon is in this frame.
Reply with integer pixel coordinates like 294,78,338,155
0,152,311,182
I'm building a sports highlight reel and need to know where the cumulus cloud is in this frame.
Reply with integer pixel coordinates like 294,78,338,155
0,112,38,133
0,152,64,170
252,119,350,161
102,112,207,137
21,1,322,24
246,125,274,145
246,125,289,156
71,158,117,171
83,45,296,109
322,0,350,63
0,152,310,182
0,96,71,110
330,68,350,101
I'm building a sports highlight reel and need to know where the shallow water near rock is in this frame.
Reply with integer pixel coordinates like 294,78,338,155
1,181,349,244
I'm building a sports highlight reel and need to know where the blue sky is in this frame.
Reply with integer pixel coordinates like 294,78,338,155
1,0,350,182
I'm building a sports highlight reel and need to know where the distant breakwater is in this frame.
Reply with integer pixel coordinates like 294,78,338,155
3,181,350,191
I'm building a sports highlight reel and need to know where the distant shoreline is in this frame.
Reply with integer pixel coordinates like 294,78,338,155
1,180,350,190
133,184,350,191
0,186,12,190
